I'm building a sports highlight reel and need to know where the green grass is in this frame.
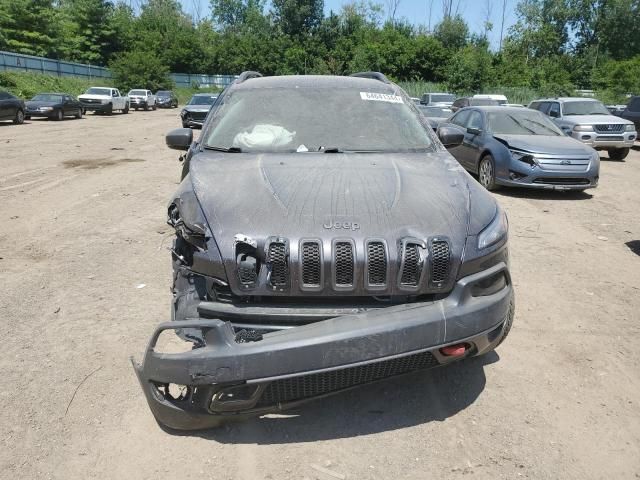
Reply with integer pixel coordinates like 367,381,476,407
0,71,96,99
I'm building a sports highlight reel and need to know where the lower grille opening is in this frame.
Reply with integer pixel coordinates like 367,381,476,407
256,351,439,407
532,177,590,185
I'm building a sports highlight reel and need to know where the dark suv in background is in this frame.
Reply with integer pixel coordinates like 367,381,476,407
615,96,640,133
0,90,25,124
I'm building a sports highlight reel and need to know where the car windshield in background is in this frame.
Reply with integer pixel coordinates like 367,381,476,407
189,95,217,105
470,98,500,106
32,94,63,102
203,87,433,153
562,101,610,115
419,106,452,117
129,90,147,96
431,94,456,103
488,110,564,136
157,91,171,96
86,88,110,95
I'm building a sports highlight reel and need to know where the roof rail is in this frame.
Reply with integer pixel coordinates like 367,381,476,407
349,72,391,84
236,71,263,83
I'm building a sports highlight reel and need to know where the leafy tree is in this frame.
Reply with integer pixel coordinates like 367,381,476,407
109,48,173,92
433,15,469,51
0,0,61,56
271,0,324,35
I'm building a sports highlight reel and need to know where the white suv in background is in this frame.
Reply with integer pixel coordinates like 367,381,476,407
529,97,637,160
127,89,156,111
78,87,129,115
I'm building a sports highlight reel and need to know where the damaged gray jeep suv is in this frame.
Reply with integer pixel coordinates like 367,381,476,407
132,72,515,430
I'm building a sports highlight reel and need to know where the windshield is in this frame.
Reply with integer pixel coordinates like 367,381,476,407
418,106,452,118
31,94,63,102
488,109,564,136
203,87,433,153
157,91,171,96
129,90,147,96
431,94,455,103
471,98,500,106
562,100,610,115
86,88,110,96
189,95,217,105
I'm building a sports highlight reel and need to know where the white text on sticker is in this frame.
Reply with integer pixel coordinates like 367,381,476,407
360,92,404,103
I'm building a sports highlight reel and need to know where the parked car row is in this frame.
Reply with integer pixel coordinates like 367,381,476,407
0,87,181,124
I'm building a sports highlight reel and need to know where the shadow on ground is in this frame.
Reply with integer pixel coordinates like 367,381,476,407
167,352,498,444
494,187,593,201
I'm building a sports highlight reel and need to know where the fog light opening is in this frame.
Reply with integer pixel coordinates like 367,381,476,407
154,382,191,402
440,343,470,357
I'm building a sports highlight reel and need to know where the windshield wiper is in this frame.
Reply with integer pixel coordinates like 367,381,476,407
203,146,242,153
506,114,536,134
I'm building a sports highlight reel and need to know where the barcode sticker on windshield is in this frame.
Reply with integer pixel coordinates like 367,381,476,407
360,92,404,103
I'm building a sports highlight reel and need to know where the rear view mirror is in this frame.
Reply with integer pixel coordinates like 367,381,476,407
438,126,464,147
166,128,193,150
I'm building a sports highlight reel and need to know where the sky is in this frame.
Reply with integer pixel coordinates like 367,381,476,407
179,0,517,49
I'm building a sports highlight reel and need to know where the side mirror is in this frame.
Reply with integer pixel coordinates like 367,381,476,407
166,128,193,150
438,126,464,147
467,127,482,136
549,110,559,118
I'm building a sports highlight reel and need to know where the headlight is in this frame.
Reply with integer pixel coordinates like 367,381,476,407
478,208,508,250
625,124,636,132
573,125,593,131
509,149,536,166
40,107,53,111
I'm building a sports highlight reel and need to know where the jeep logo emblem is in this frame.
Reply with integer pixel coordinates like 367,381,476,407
323,220,360,231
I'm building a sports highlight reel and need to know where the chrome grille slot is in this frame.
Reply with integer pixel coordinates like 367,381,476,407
366,241,387,286
430,240,450,285
594,124,624,133
334,242,354,286
266,241,288,287
301,241,321,286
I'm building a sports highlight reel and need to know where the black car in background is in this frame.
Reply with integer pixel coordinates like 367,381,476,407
180,93,218,128
0,90,25,124
25,93,83,121
156,90,179,108
451,97,500,112
615,96,640,133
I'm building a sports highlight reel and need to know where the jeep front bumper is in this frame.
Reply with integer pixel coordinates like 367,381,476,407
133,263,513,430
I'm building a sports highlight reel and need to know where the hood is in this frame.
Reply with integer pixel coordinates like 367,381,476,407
493,134,595,156
188,151,482,296
183,104,212,112
25,100,62,108
563,114,634,125
78,93,109,100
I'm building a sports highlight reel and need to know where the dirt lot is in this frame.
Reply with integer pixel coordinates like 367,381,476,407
1,109,639,480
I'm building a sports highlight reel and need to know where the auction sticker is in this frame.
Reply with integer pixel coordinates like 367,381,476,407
360,92,404,103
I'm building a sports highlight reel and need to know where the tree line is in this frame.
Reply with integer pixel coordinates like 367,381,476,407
0,0,639,98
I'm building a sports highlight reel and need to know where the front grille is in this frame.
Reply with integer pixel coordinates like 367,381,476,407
594,124,624,133
595,136,624,141
256,351,439,407
301,241,321,286
190,111,208,121
533,177,590,185
81,99,101,105
431,240,451,284
334,242,354,286
400,243,422,286
366,242,387,286
267,242,288,286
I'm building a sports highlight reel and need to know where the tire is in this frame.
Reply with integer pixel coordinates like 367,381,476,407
478,155,499,191
55,109,64,121
75,108,82,119
152,103,156,111
608,148,629,161
144,103,149,111
24,115,31,120
105,103,113,115
497,296,515,347
134,107,138,111
182,122,189,128
122,103,129,114
13,109,25,125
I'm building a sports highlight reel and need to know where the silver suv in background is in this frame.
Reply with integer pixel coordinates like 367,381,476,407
529,97,637,160
420,92,456,106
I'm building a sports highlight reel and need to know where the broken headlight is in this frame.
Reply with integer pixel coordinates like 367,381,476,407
168,202,208,250
510,150,536,166
477,208,508,250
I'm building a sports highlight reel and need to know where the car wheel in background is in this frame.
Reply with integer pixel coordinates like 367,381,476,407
123,103,129,114
25,115,31,120
105,103,113,115
152,103,156,111
75,108,83,119
144,104,149,111
13,109,25,125
182,122,189,128
479,155,499,191
608,148,629,161
55,109,64,121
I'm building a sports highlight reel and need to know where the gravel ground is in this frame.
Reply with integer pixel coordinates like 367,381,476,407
1,109,639,479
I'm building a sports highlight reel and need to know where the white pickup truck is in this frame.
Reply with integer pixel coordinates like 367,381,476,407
127,89,156,111
78,87,129,115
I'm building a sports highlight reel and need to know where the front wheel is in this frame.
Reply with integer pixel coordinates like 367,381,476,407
55,109,64,121
608,148,629,161
75,108,83,119
478,155,499,191
13,109,25,125
496,297,515,347
122,103,129,114
105,103,113,115
152,103,156,111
